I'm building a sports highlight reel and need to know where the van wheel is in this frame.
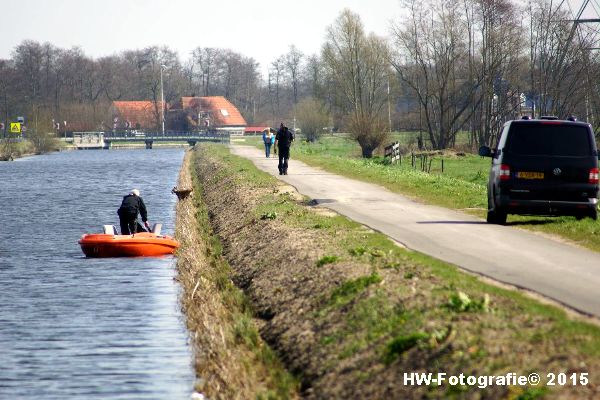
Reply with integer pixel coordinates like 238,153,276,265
486,196,495,223
486,209,496,223
495,208,508,224
487,194,507,225
590,209,598,221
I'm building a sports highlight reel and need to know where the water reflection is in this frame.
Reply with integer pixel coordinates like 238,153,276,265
0,149,193,399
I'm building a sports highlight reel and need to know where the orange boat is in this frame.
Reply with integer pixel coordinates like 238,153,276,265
79,224,179,258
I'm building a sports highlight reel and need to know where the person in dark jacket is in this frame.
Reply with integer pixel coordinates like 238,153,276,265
274,123,295,175
117,189,150,235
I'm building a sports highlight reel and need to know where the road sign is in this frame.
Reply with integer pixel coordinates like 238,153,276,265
10,122,21,133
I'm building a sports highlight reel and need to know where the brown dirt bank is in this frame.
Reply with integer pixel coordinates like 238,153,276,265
190,144,600,399
175,149,296,399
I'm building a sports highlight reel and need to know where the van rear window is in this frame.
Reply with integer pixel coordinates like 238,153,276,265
506,124,592,156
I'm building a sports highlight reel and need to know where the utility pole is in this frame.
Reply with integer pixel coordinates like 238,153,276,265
160,64,167,136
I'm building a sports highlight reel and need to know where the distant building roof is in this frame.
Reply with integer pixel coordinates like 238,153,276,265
112,101,166,130
178,96,246,127
244,126,270,134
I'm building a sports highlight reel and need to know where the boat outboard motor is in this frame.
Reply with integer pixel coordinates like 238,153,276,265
103,225,118,235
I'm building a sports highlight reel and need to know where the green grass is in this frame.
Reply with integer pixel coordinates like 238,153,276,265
444,291,491,313
327,273,383,307
317,255,339,267
383,332,430,364
237,135,600,252
291,137,489,211
199,142,600,398
206,142,600,347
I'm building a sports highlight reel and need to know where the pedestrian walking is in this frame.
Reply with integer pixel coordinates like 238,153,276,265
274,123,295,175
262,128,275,158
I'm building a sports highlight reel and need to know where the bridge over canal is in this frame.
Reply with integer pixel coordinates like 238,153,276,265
66,130,231,149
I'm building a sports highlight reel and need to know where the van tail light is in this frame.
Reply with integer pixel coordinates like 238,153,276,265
500,164,511,181
589,168,599,184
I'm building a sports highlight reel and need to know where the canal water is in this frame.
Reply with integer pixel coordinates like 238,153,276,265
0,148,193,399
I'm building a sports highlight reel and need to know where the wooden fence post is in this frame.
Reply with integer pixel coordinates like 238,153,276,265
384,142,400,164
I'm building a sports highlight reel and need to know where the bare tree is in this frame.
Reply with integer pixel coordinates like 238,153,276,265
284,45,303,105
268,59,285,119
322,9,391,157
97,55,125,101
181,58,197,95
392,0,488,149
192,47,219,96
304,54,324,99
118,46,179,130
236,57,260,122
467,0,525,147
12,40,44,103
0,60,16,136
296,97,330,142
527,0,597,119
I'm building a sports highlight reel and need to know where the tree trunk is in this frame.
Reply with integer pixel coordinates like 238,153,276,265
360,144,374,158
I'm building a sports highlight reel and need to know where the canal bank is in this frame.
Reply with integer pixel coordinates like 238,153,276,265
186,143,600,399
174,149,297,399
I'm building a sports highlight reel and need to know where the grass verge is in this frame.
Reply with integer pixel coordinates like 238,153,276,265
192,142,600,399
238,135,600,252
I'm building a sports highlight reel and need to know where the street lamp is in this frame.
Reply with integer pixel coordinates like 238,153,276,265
160,64,167,136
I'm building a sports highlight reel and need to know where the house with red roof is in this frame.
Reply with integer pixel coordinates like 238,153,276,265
111,101,166,131
170,96,247,133
110,96,246,133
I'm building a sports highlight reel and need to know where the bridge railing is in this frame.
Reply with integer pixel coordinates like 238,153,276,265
81,130,231,144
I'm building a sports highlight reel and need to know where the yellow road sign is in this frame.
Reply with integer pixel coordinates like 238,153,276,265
10,122,21,133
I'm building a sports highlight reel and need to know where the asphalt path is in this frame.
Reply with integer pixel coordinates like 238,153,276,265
231,145,600,317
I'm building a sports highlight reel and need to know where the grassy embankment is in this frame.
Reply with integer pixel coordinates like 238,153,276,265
1,134,67,159
238,134,600,252
0,139,34,160
174,149,298,400
189,143,600,399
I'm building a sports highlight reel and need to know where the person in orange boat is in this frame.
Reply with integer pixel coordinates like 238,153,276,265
117,189,150,235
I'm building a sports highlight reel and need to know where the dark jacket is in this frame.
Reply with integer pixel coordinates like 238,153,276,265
275,127,294,148
118,194,148,222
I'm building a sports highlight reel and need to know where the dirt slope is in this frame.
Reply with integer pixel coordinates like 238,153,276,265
191,145,599,399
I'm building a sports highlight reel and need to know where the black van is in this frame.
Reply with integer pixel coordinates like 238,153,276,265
479,117,599,224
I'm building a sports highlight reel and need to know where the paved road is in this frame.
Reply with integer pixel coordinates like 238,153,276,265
231,145,600,317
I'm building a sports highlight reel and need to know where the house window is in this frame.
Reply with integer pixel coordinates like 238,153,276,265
220,109,229,117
